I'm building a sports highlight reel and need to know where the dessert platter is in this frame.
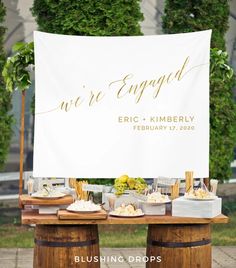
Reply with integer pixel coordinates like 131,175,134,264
109,203,144,217
66,200,101,213
140,191,171,205
32,187,66,199
184,188,217,201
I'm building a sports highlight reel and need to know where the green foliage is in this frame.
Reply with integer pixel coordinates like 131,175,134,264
31,0,144,36
163,0,236,181
162,0,229,50
77,179,114,185
210,49,236,181
222,200,236,216
0,0,13,170
2,42,34,92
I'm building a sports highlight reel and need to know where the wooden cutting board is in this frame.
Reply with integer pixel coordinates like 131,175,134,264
19,194,73,206
57,209,107,220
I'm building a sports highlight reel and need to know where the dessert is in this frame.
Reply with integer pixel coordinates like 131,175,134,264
184,188,216,200
147,192,170,203
110,203,143,216
67,200,101,212
32,187,65,198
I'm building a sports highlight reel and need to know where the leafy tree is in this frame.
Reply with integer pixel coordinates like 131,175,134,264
31,0,143,36
3,42,34,92
209,49,236,181
163,0,236,181
162,0,229,50
0,0,13,170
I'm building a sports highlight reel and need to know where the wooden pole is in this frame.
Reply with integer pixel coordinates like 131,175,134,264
171,180,180,200
185,171,194,193
19,90,26,197
204,178,210,190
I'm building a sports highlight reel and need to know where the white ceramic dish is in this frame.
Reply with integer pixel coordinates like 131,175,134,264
66,200,101,213
139,200,171,205
32,192,66,199
109,212,144,218
184,196,217,201
66,208,101,213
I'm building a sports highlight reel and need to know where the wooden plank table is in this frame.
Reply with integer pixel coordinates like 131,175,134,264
21,209,228,268
22,209,228,225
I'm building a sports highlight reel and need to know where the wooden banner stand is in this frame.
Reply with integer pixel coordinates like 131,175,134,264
19,90,26,208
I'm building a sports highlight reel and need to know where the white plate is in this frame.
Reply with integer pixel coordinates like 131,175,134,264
67,208,101,213
139,200,171,205
184,196,217,201
109,212,144,218
32,192,66,199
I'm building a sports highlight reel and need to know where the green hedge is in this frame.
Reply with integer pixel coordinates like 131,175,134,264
162,0,229,50
163,0,236,181
0,1,13,170
31,0,143,36
210,49,236,181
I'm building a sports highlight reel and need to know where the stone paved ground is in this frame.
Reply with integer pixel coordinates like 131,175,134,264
0,247,235,268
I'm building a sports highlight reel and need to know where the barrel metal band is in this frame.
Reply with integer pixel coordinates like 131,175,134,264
34,238,98,247
148,239,211,248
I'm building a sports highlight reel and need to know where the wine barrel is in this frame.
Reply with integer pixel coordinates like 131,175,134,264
146,224,211,268
34,225,100,268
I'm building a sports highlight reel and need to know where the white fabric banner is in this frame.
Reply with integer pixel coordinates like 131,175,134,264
33,30,211,178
